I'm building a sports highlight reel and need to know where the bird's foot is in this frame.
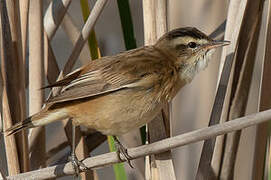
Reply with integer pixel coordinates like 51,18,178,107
114,136,133,168
68,153,89,176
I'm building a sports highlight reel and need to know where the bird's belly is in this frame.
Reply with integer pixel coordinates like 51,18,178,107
66,89,162,135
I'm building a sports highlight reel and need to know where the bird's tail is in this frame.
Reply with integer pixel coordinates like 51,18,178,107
5,109,69,136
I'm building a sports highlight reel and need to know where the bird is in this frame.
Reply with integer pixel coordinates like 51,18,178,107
5,27,229,174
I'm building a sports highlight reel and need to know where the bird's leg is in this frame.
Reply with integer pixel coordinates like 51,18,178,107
69,123,89,176
113,136,133,168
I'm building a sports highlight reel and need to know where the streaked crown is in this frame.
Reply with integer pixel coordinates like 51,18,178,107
155,27,230,82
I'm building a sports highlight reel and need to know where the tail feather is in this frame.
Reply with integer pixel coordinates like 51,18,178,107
5,108,69,136
5,116,34,136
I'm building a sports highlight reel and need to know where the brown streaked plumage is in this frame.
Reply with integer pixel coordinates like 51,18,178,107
5,27,229,171
6,26,230,136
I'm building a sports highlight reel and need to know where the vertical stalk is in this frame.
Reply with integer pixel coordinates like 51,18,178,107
6,0,29,172
116,0,137,50
200,0,248,178
28,0,45,169
219,0,264,178
142,0,156,46
142,1,156,179
80,0,99,60
143,0,176,179
19,0,29,68
0,0,21,175
253,0,271,178
155,0,167,39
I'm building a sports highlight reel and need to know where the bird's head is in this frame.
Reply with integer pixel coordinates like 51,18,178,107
155,27,230,82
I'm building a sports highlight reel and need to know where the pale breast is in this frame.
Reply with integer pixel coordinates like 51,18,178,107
66,88,162,135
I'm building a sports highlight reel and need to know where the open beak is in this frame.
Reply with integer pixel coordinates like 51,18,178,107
207,40,230,49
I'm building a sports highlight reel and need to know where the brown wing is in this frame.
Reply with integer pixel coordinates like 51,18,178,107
46,46,167,104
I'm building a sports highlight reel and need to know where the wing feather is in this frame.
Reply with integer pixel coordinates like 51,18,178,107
46,46,168,104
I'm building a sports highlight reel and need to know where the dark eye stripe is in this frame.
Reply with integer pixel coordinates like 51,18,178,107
175,44,186,50
176,42,198,50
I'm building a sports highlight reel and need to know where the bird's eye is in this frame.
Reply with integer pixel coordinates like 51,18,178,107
188,42,197,48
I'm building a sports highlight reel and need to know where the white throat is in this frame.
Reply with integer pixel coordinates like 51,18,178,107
180,49,215,83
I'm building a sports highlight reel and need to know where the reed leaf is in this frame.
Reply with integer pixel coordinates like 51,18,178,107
108,136,127,180
80,0,99,60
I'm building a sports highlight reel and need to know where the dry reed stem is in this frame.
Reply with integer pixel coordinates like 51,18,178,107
0,159,6,180
219,0,264,178
210,0,248,176
209,20,226,39
1,93,20,175
30,32,58,169
42,0,71,83
28,0,45,169
0,69,2,134
0,93,2,134
0,171,6,180
46,0,107,99
61,12,91,64
29,33,60,168
4,109,271,180
45,141,70,162
155,0,167,40
29,0,71,150
148,114,176,180
43,32,60,85
29,0,71,153
196,46,235,180
149,1,175,179
85,132,107,151
6,0,30,172
253,0,271,178
196,1,248,174
44,0,71,40
43,0,70,83
218,0,248,76
197,0,249,175
19,0,29,68
142,0,156,46
61,0,107,76
76,137,94,179
0,0,27,174
143,0,176,179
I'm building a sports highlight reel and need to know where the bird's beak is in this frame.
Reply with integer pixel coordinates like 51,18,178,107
207,40,230,49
